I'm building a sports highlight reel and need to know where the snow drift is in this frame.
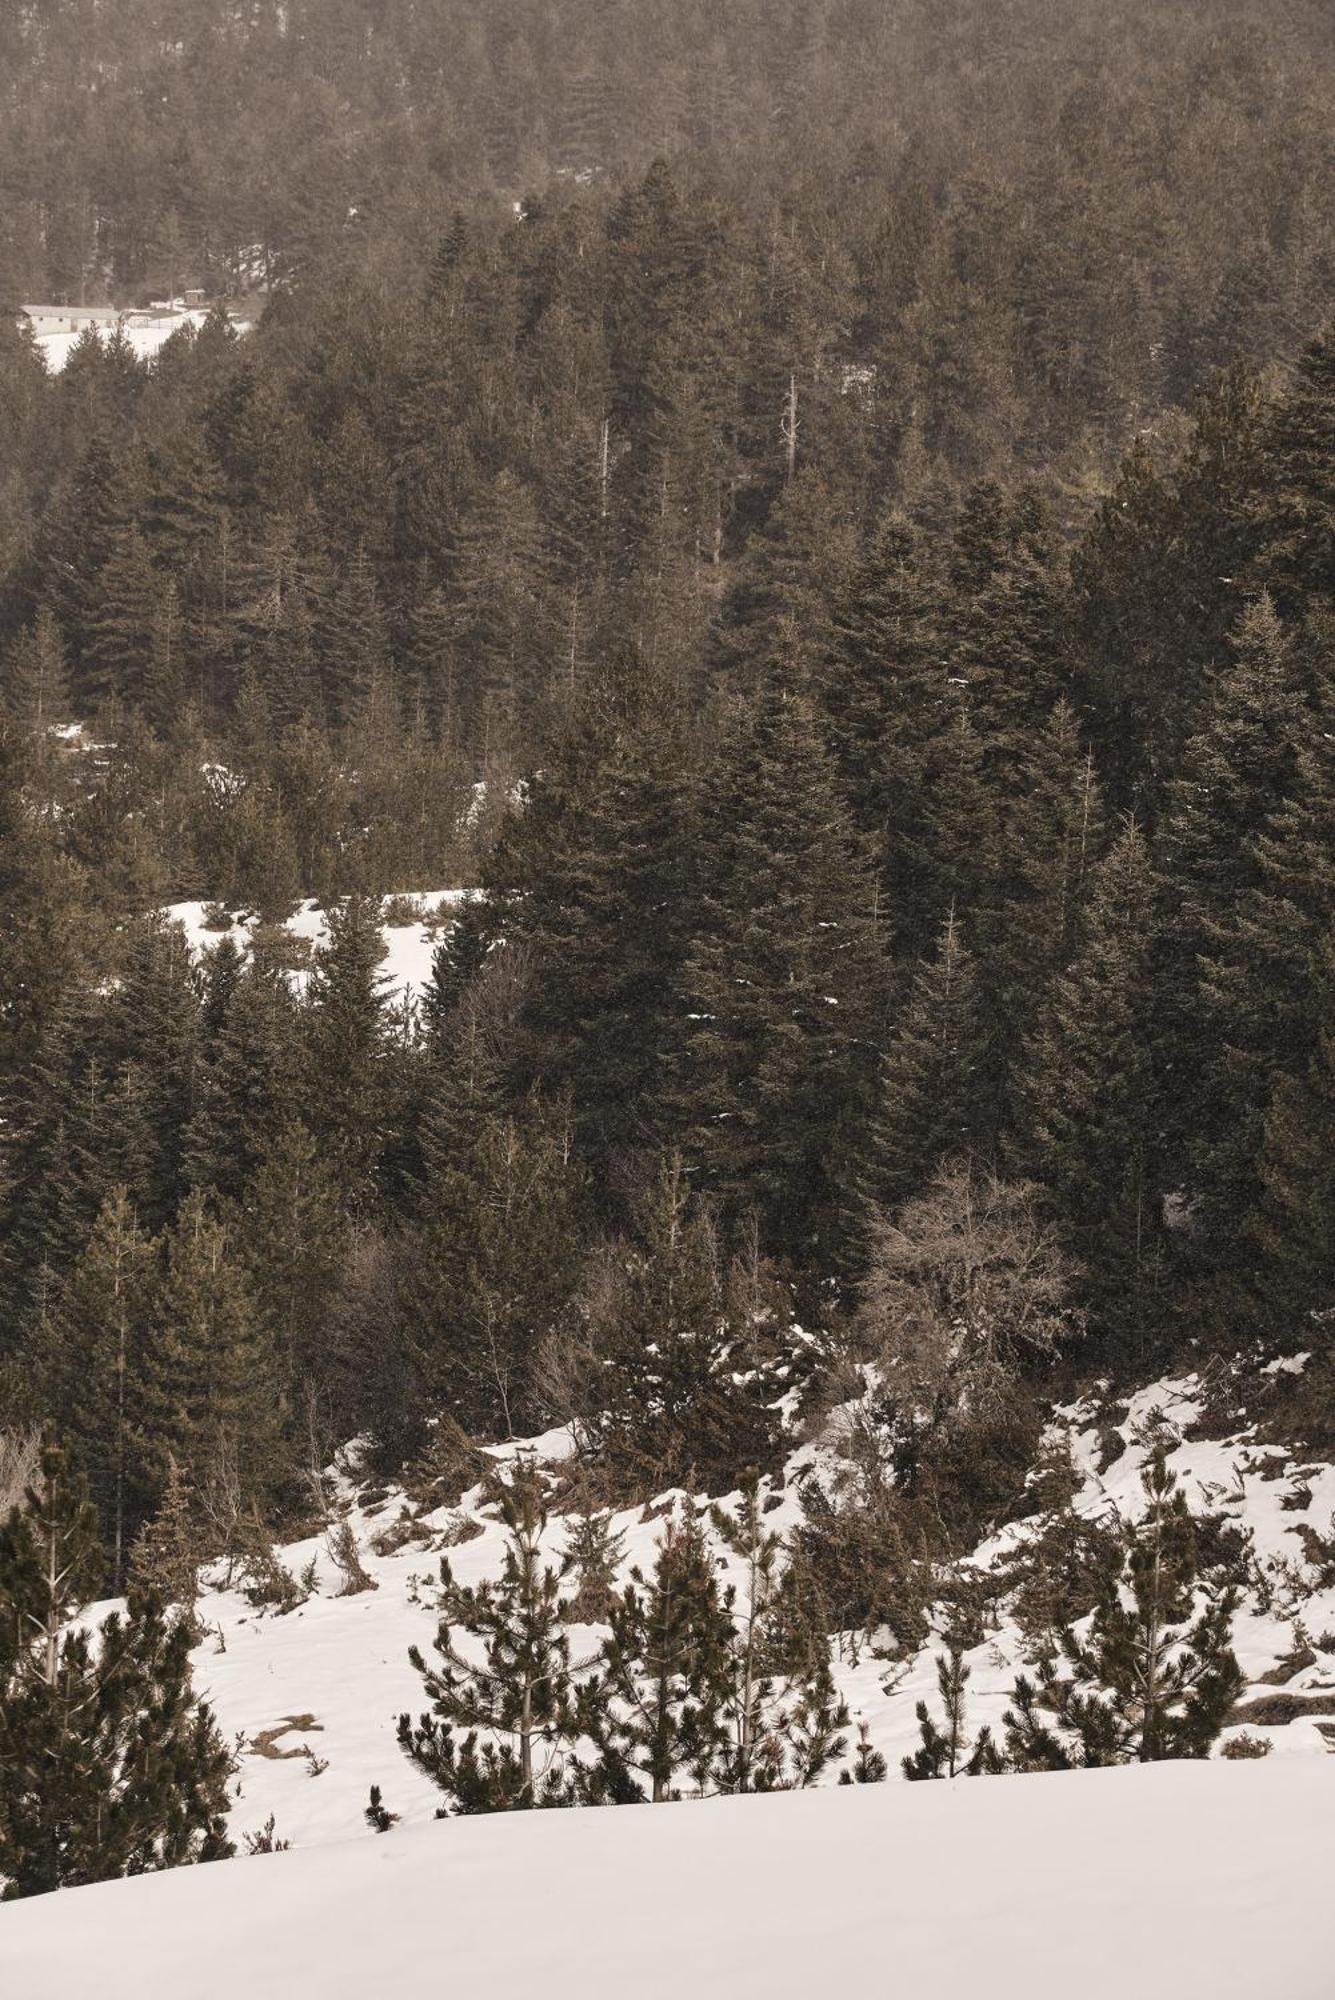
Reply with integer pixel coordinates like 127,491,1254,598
2,1758,1328,1999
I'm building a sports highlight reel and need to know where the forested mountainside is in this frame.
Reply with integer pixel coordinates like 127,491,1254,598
0,0,1332,1925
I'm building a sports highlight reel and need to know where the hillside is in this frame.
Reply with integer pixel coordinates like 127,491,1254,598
3,1759,1328,1999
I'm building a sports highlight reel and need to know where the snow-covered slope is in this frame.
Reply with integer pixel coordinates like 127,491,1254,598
8,1375,1332,1988
165,1375,1335,1855
161,888,476,1010
33,307,250,374
3,1759,1328,1999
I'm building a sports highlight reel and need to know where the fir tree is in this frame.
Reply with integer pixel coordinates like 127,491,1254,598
1156,597,1305,1203
128,1457,203,1638
860,905,988,1223
581,1155,783,1492
3,609,70,732
414,1092,590,1439
672,673,886,1265
1016,822,1163,1355
1258,323,1335,618
44,1186,157,1591
516,711,700,1190
0,1437,233,1897
139,1191,281,1509
303,894,392,1212
1247,930,1335,1333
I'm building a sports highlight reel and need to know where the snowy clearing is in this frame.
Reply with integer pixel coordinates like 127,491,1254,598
2,1759,1328,1999
31,307,251,374
161,889,476,1009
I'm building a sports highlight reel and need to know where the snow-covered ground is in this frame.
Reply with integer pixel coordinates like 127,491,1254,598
161,889,476,1010
71,1374,1333,1857
7,1377,1332,1987
3,1759,1328,1998
32,306,250,374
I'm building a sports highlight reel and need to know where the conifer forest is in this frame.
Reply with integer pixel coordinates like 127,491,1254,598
0,2,1333,1987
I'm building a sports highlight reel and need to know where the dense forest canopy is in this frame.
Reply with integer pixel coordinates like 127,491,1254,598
0,0,1331,1621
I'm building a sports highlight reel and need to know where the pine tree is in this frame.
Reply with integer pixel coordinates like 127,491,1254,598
1156,597,1305,1199
1070,362,1268,814
1006,1449,1244,1767
303,895,392,1212
516,711,700,1191
902,1645,1004,1779
817,510,950,955
1247,930,1335,1332
319,545,392,729
709,1482,848,1793
398,1462,583,1812
1173,625,1335,1266
839,1719,888,1784
414,1090,589,1439
992,698,1105,1070
1257,323,1335,618
0,1437,233,1897
83,522,165,707
184,952,303,1203
231,1120,345,1430
582,1504,734,1803
128,1457,202,1637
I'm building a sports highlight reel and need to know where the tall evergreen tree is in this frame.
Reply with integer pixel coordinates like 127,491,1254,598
0,1437,233,1898
580,1155,784,1492
583,1504,734,1804
139,1191,281,1509
44,1187,157,1591
1016,822,1164,1355
672,674,886,1265
303,895,392,1212
860,906,988,1224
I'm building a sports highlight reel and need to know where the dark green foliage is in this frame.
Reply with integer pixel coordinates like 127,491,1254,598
860,907,988,1222
43,1186,158,1590
364,1785,399,1832
399,1462,583,1813
1016,823,1163,1354
0,1437,233,1898
577,1155,787,1493
1248,931,1335,1332
582,1504,734,1803
840,1720,888,1784
413,1090,590,1438
708,1483,849,1793
515,713,699,1189
138,1189,282,1509
902,1647,1004,1780
1004,1449,1245,1768
672,675,886,1266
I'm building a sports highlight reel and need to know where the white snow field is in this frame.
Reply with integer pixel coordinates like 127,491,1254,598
161,888,476,1010
5,1376,1332,1988
2,1758,1328,1999
31,306,250,374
